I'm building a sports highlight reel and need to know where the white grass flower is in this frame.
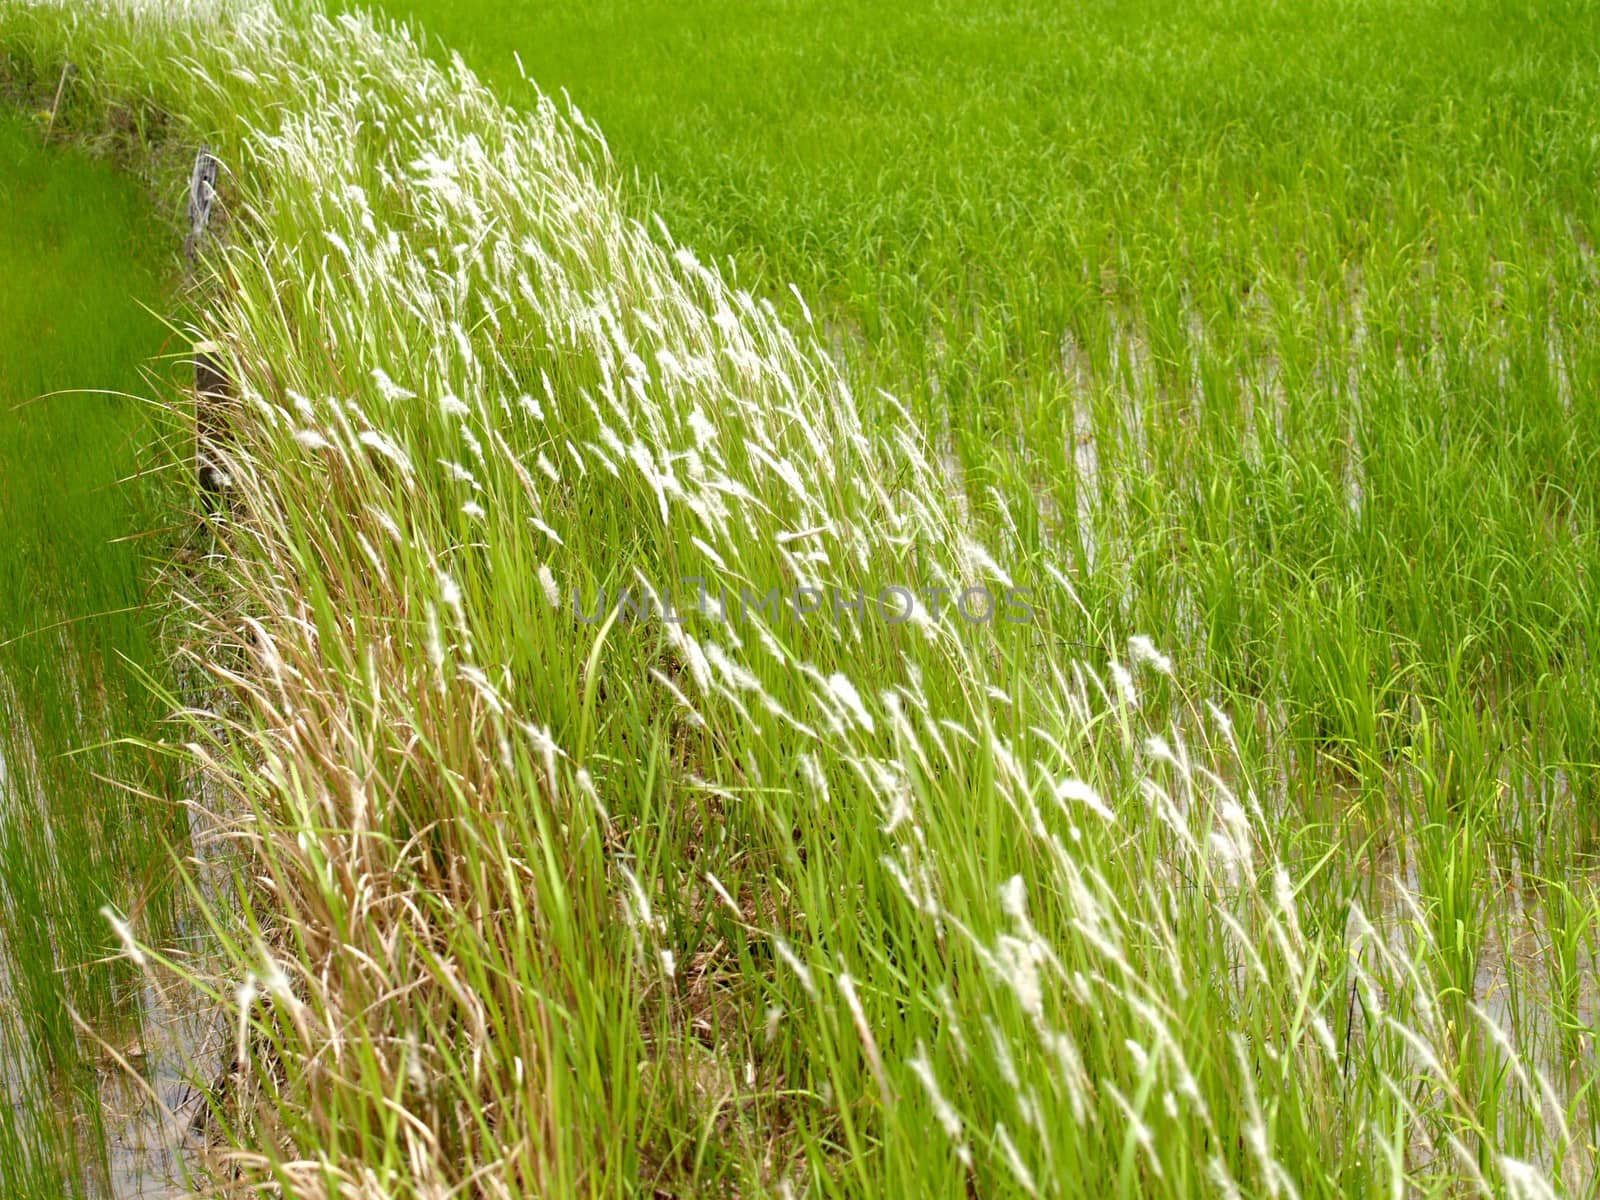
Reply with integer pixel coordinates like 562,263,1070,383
538,564,560,607
425,602,446,677
797,751,829,805
993,1122,1038,1196
234,974,260,1068
618,864,655,931
438,458,479,487
437,570,463,618
703,640,764,696
368,505,404,544
1207,829,1246,887
370,368,415,404
529,517,565,546
681,635,713,696
999,874,1029,922
1055,777,1114,822
907,1045,972,1167
1499,1159,1557,1200
1127,634,1173,674
837,972,891,1106
961,535,1014,589
1109,660,1137,708
689,535,730,574
771,937,817,1000
1044,1029,1090,1123
687,405,718,448
1106,1082,1161,1179
1144,735,1178,767
1206,699,1238,746
1124,1037,1151,1075
101,906,146,968
996,935,1044,1019
826,673,874,734
703,872,742,916
457,665,505,714
258,956,293,1002
775,523,834,546
648,668,708,728
880,786,914,835
787,282,813,326
357,429,414,478
881,850,942,918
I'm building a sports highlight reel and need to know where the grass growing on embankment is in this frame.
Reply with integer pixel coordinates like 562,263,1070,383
0,1,1597,1196
0,105,192,1196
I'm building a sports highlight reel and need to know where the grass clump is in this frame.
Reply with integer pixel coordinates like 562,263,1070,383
0,1,1596,1197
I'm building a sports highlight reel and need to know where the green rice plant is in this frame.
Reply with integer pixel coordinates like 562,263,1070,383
1538,873,1596,1083
0,104,191,1195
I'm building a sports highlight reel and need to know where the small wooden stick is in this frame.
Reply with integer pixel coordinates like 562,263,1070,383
194,339,233,513
44,61,76,142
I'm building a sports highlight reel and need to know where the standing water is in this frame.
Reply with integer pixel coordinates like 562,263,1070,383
0,110,199,1196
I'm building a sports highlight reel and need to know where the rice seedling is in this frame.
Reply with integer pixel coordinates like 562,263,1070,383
0,0,1597,1196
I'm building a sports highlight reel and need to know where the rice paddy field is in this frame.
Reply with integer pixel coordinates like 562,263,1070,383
0,105,197,1194
0,0,1598,1196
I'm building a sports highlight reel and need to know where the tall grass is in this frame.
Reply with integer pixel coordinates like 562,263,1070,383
0,1,1596,1196
0,105,192,1195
